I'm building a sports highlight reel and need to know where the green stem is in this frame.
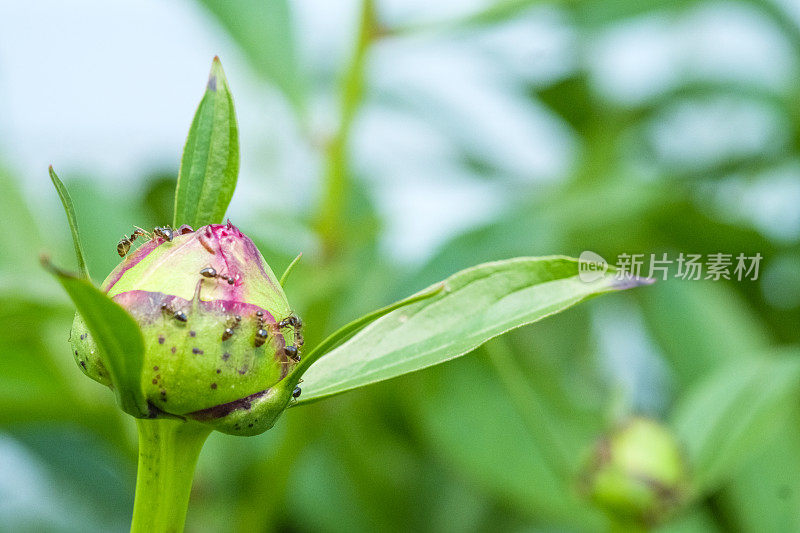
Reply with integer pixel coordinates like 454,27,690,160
484,337,573,481
314,0,377,256
130,418,212,533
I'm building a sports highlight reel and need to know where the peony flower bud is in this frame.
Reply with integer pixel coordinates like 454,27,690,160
70,222,302,435
581,417,688,526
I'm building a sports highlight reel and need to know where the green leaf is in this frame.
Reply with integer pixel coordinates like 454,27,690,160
288,282,444,387
173,57,240,229
406,354,605,529
719,410,800,532
638,280,770,390
195,0,304,112
296,256,649,404
671,350,800,497
41,257,148,418
49,166,90,280
0,167,43,277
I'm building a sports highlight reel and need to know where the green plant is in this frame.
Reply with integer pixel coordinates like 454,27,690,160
43,58,648,532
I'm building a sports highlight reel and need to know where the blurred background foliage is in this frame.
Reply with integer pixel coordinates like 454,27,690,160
1,0,799,531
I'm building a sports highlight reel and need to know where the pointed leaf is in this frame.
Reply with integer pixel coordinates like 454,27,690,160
49,166,90,280
296,256,650,404
42,258,148,418
173,57,239,229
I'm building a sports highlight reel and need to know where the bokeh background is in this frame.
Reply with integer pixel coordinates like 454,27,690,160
2,0,799,531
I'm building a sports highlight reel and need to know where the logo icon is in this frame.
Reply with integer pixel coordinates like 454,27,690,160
578,250,608,283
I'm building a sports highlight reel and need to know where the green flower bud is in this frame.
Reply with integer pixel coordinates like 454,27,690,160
70,222,302,435
581,417,688,526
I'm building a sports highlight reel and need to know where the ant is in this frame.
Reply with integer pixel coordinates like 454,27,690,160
284,345,300,362
222,315,241,341
153,226,174,242
278,315,302,329
161,302,187,322
117,227,148,257
278,314,303,361
199,266,236,285
117,226,173,257
279,314,303,345
254,310,269,347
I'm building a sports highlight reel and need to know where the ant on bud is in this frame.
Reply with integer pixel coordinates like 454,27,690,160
254,310,269,347
161,302,187,322
222,315,241,341
277,314,302,361
117,227,147,257
278,315,302,329
153,226,174,242
199,266,236,285
283,345,300,362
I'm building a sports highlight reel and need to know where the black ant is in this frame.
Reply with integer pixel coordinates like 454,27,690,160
161,302,187,322
284,345,300,362
292,386,302,399
153,226,174,242
278,315,302,329
199,266,235,285
279,314,303,345
254,310,269,347
277,314,302,361
222,315,241,341
117,227,147,257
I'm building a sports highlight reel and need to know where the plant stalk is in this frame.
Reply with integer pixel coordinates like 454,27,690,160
314,0,377,256
130,418,212,533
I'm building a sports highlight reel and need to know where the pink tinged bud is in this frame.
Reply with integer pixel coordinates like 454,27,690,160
71,223,302,435
103,223,287,312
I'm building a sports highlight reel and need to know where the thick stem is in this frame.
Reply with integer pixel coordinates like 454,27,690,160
130,418,212,533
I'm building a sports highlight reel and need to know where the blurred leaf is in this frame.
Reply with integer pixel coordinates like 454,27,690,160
297,256,649,403
407,354,605,529
0,298,74,422
638,281,770,389
141,171,179,225
10,426,135,528
0,166,43,279
719,407,800,532
655,506,723,533
671,350,800,497
195,0,304,111
289,443,378,532
42,259,148,418
67,177,146,279
2,426,134,532
173,57,239,229
49,166,90,280
573,0,699,28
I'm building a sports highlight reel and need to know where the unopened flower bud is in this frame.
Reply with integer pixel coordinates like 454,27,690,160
70,222,301,435
581,417,687,526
